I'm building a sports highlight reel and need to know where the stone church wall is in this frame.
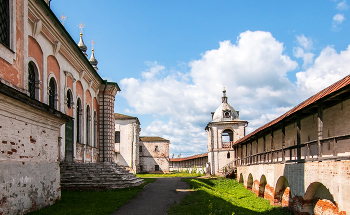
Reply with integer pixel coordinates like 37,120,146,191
0,93,66,215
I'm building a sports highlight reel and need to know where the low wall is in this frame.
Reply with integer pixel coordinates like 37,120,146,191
236,160,350,214
170,167,207,174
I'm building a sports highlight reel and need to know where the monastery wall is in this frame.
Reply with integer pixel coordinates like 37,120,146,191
232,96,350,214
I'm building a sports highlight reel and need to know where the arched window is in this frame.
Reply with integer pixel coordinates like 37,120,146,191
94,111,97,148
0,0,10,47
66,89,72,109
28,62,36,99
222,129,233,148
48,78,56,109
86,105,91,146
76,98,82,143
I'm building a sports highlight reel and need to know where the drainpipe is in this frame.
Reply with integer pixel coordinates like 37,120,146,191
131,122,134,171
102,80,107,162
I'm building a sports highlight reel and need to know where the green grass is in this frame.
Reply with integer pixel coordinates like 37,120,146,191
136,172,205,178
27,178,156,215
167,178,293,215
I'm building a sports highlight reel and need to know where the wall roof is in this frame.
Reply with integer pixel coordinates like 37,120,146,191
140,136,169,142
170,152,208,162
114,113,140,124
234,74,350,145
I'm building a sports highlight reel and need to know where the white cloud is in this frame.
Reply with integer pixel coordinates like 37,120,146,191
120,30,300,157
293,47,315,69
332,14,345,30
118,31,350,157
296,34,313,50
337,0,349,10
296,45,350,97
141,61,165,79
334,14,345,23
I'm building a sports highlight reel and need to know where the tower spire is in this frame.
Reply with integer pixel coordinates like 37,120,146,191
222,87,227,103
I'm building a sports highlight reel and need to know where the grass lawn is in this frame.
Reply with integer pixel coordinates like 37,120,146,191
27,178,156,215
167,178,294,215
136,172,205,178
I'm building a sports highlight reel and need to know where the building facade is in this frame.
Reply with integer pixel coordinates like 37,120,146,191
114,113,140,173
139,137,170,173
0,0,119,214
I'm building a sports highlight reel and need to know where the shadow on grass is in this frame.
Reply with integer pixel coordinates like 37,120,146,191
27,178,156,215
168,179,293,215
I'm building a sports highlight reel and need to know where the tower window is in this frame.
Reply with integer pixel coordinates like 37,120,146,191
223,111,231,118
155,146,159,152
227,152,230,158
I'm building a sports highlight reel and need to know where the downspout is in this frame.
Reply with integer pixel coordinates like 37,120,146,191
102,80,107,162
131,122,134,171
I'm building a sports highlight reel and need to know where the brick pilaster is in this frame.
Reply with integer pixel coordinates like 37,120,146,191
99,83,119,162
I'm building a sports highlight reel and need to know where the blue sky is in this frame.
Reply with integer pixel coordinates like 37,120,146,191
51,0,350,157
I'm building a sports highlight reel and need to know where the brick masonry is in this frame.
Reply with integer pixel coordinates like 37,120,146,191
139,141,169,173
0,93,66,214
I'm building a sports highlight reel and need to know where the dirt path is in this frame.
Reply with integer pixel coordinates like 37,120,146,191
111,177,191,215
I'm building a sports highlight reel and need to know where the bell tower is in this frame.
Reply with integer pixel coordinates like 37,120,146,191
205,88,248,175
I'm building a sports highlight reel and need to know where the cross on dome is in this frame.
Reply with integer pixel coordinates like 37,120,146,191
89,39,96,50
77,21,85,34
58,13,68,26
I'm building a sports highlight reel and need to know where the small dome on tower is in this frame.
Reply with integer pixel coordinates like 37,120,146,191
89,49,98,70
212,88,239,122
78,33,88,57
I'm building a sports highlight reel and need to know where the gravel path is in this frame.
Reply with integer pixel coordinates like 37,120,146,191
111,177,192,215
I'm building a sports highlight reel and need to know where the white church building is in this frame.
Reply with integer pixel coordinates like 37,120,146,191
205,89,248,175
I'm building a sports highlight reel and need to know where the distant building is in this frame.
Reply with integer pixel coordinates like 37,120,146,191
114,114,170,173
139,137,170,173
114,113,141,173
170,153,208,173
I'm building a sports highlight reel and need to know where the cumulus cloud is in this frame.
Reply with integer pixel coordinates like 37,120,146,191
293,34,314,68
119,30,300,156
332,14,345,30
337,0,349,10
296,45,350,97
296,34,313,50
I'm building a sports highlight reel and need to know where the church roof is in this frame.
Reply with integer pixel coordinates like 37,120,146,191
212,102,239,122
114,113,140,124
211,88,239,122
140,136,169,142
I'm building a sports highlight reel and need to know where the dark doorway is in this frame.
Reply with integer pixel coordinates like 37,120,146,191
65,120,74,162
